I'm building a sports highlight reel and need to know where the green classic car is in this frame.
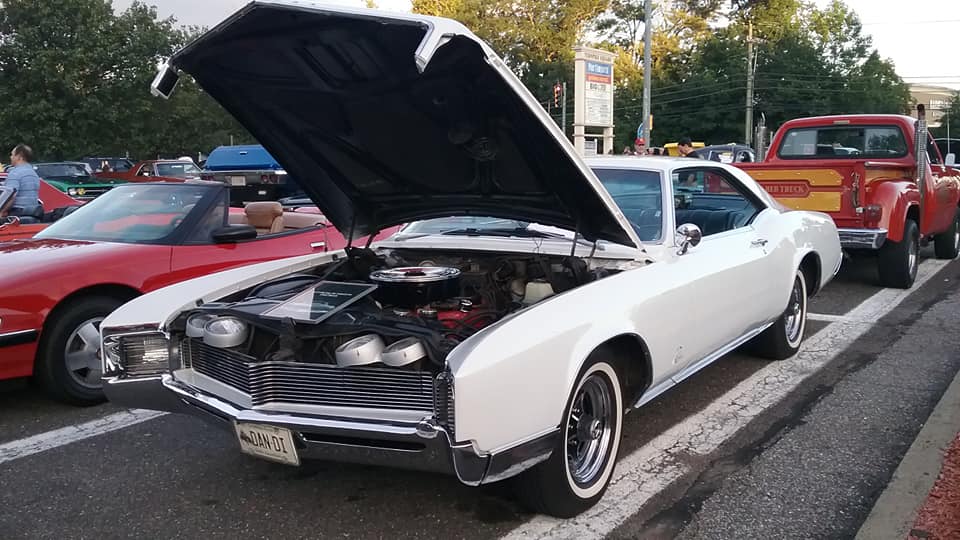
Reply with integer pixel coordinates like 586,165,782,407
32,162,126,200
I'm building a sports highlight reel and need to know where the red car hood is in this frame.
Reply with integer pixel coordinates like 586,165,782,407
0,239,166,284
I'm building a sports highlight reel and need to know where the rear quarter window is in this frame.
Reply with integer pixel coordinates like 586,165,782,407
778,125,908,159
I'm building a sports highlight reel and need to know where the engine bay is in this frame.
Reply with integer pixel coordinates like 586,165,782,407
171,247,619,373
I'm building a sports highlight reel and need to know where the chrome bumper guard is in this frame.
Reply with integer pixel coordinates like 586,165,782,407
104,375,557,486
838,228,887,250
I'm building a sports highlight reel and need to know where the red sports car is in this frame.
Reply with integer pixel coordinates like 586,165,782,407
0,181,394,404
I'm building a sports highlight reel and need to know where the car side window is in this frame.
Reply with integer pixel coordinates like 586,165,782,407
672,167,763,237
185,196,228,244
927,134,942,165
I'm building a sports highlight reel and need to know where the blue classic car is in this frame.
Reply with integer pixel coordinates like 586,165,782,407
201,144,302,205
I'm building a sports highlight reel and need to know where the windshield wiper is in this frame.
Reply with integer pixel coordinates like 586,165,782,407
441,227,599,249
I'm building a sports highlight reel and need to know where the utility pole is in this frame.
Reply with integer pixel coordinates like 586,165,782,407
641,0,653,146
561,82,568,139
744,19,754,145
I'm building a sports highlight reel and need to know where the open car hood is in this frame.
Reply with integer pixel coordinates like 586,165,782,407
158,1,640,247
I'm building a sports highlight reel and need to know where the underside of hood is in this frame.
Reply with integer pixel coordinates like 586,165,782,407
164,1,638,247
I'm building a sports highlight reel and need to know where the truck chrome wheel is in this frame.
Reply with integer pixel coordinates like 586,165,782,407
908,236,919,280
64,317,104,390
567,374,614,486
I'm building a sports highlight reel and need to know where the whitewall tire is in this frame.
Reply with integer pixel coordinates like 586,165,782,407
514,358,624,517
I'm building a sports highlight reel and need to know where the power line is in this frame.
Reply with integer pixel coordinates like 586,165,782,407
860,19,960,26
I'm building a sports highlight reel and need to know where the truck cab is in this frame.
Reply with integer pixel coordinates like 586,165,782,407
738,108,960,288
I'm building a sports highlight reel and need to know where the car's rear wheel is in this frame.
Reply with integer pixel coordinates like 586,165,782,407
514,358,623,518
35,295,124,405
878,219,919,289
750,269,808,360
934,210,960,260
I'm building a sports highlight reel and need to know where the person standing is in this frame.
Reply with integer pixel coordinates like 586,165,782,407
6,144,41,217
677,137,703,158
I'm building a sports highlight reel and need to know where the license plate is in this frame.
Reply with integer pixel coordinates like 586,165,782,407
227,175,247,186
235,423,300,466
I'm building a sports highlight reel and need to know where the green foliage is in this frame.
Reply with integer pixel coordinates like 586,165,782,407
0,0,250,161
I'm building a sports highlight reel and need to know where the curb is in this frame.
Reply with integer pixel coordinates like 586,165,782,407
855,366,960,540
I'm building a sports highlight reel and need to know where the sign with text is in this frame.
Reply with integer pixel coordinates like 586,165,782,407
573,48,615,129
583,61,613,126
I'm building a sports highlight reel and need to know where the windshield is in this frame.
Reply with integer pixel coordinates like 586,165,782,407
35,184,214,244
35,163,89,178
400,168,663,243
155,162,200,177
593,168,663,242
778,125,908,159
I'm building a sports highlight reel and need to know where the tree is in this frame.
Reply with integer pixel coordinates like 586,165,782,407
0,0,250,161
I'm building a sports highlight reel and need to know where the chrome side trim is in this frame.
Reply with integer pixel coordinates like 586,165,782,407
838,228,887,249
633,322,774,408
0,328,39,348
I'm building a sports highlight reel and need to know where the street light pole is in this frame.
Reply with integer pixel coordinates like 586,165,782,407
641,0,653,146
745,19,754,145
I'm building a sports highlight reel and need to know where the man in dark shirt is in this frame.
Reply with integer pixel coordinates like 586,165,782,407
677,137,703,159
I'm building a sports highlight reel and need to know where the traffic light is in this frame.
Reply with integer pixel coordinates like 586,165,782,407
553,82,562,108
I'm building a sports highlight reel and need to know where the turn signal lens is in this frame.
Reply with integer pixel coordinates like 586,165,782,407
863,204,883,228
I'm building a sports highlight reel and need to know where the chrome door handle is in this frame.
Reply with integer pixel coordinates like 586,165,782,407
310,241,326,249
751,238,768,247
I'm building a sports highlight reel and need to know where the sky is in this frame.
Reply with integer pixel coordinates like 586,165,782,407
112,0,959,89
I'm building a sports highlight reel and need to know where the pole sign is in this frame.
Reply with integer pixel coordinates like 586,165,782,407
573,47,616,156
583,61,613,126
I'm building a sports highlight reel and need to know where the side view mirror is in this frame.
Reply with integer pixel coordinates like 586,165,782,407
212,224,257,243
675,223,702,255
946,153,956,167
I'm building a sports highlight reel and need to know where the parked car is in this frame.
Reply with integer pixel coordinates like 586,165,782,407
94,159,201,183
0,172,83,240
737,108,960,288
0,180,392,405
201,144,301,204
695,143,756,163
30,161,125,201
103,3,843,518
81,157,136,173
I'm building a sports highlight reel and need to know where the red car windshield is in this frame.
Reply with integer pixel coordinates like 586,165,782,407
34,184,218,244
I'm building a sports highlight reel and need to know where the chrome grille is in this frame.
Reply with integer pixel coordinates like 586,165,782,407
182,338,251,392
184,339,437,412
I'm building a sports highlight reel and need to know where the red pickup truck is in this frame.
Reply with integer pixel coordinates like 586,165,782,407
737,106,960,288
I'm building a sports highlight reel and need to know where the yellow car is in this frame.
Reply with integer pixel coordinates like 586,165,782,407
663,141,705,156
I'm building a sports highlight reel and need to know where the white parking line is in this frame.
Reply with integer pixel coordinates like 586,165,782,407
500,258,952,540
807,312,853,323
0,409,167,465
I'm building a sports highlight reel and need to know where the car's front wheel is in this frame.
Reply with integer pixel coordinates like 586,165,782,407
35,295,125,405
515,358,623,518
750,268,808,360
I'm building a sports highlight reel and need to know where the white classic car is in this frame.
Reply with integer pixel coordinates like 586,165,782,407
101,1,842,518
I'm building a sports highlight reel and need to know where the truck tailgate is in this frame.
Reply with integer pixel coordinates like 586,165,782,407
738,164,857,214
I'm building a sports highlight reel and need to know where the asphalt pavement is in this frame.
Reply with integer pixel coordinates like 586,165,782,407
1,249,958,539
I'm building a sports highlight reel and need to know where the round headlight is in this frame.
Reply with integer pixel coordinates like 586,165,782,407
67,188,77,195
381,337,426,367
335,334,384,367
202,316,248,348
186,313,216,338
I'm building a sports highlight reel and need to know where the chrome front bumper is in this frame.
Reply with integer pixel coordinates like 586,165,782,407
837,228,888,250
104,374,557,486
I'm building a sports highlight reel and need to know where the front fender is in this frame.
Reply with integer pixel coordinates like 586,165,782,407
866,180,919,242
445,262,686,454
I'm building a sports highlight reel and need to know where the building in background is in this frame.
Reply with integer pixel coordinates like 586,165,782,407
910,84,956,128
